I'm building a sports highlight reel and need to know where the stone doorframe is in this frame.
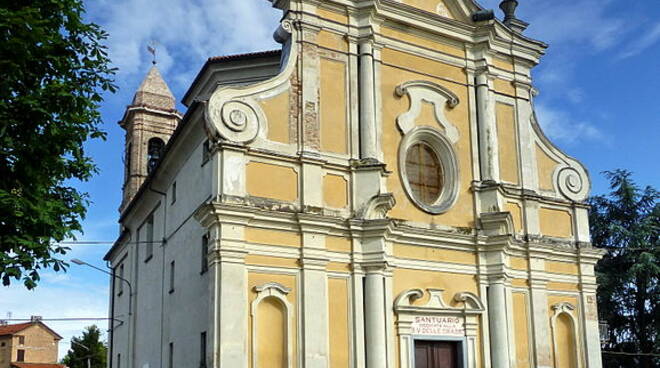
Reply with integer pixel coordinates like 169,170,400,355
394,288,485,368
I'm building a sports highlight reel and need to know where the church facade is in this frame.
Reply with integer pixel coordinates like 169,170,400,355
105,0,605,367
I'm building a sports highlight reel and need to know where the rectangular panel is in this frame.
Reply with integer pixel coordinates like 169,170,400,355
317,30,349,52
328,278,350,367
245,228,301,248
506,202,523,233
536,144,560,191
539,208,574,238
393,244,477,265
545,260,579,275
381,49,467,83
380,27,465,58
513,292,531,368
320,58,348,154
260,91,290,144
496,103,520,184
246,161,298,202
325,236,352,253
323,174,348,208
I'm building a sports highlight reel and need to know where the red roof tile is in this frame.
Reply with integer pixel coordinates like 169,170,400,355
0,322,62,339
207,49,280,62
0,322,32,336
11,363,65,368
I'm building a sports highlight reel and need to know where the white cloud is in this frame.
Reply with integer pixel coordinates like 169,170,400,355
618,22,660,59
566,88,585,104
2,277,110,360
478,0,625,51
535,103,607,145
89,0,281,94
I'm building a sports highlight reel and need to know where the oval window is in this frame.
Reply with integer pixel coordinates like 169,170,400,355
399,126,459,214
405,143,444,206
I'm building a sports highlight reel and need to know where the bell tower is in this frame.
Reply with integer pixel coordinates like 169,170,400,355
119,65,181,212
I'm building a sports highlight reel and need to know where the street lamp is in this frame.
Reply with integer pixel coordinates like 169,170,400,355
70,340,91,368
70,258,132,315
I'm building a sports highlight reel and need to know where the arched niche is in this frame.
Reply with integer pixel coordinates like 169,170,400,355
550,302,582,368
251,282,293,368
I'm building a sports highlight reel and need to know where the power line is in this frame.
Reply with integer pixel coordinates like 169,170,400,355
2,318,119,322
602,351,660,358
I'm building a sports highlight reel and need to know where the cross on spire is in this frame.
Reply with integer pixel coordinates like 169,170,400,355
147,41,158,65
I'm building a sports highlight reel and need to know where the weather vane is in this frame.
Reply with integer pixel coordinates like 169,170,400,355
147,41,158,65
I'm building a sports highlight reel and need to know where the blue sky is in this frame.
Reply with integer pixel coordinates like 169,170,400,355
2,0,659,359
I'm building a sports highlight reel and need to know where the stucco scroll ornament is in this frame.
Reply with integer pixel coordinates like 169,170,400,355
551,301,576,314
531,112,591,202
205,19,297,143
356,193,396,220
395,80,460,142
556,166,589,202
394,288,485,313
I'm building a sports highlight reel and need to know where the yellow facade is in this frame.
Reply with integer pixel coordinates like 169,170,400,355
496,103,520,184
248,273,298,368
512,292,531,368
320,58,348,154
260,91,291,144
246,162,298,202
188,0,605,367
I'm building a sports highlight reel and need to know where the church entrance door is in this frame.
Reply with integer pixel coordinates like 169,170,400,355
414,340,460,368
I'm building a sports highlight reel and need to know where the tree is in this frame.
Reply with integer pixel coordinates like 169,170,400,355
589,170,659,368
62,325,108,368
0,0,116,288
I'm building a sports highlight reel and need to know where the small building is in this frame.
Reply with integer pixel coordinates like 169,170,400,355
0,319,64,368
105,0,606,367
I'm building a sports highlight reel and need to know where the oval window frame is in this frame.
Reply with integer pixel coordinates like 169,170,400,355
399,126,459,214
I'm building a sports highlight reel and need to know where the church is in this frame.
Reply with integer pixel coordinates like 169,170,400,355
104,0,605,367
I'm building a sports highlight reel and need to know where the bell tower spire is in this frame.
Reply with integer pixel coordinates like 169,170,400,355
119,65,181,212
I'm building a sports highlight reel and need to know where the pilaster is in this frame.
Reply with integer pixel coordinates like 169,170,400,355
578,249,605,368
208,219,249,368
528,257,553,368
300,22,322,153
300,229,330,368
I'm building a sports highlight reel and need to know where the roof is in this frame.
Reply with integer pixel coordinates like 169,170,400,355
11,363,65,368
0,322,32,336
132,65,176,110
207,49,281,62
0,322,63,340
182,49,281,106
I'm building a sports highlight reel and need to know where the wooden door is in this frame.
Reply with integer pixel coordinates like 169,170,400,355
414,340,459,368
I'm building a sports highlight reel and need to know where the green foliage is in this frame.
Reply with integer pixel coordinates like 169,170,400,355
589,170,659,368
62,325,108,368
0,0,116,288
